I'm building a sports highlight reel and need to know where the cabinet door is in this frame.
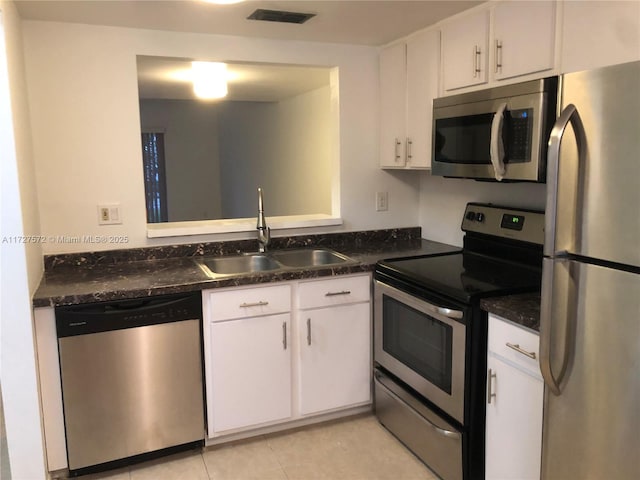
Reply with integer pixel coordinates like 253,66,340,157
561,0,640,73
298,303,371,415
208,313,291,435
442,10,489,91
379,43,407,167
485,354,543,480
406,29,440,169
493,1,556,81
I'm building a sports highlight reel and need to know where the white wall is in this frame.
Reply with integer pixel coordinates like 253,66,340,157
0,1,46,478
418,173,546,247
22,21,420,254
272,85,333,217
218,86,333,218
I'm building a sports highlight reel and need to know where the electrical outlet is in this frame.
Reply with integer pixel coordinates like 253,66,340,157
98,204,122,225
376,191,388,212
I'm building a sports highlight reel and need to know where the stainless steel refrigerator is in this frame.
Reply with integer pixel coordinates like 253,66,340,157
540,60,640,479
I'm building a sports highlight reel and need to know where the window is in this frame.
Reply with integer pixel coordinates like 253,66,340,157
141,132,168,223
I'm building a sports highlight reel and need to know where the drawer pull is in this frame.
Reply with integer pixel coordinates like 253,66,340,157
239,301,269,308
325,290,351,297
506,342,536,359
487,368,497,404
282,322,287,350
307,318,312,346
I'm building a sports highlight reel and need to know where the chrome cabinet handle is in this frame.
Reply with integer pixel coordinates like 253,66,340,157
406,138,413,162
394,138,402,163
239,301,269,308
306,318,312,346
506,342,536,359
487,368,497,404
282,321,287,350
544,104,586,256
495,39,503,73
473,45,481,77
325,290,351,297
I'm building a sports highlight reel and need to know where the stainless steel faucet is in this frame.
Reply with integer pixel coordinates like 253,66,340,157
257,187,270,253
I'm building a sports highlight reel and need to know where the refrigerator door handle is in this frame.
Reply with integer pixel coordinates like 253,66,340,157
544,104,586,257
540,258,572,396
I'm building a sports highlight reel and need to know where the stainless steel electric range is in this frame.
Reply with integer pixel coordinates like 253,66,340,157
373,203,545,480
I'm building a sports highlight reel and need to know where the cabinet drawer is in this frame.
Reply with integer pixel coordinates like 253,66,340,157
488,314,540,376
298,274,370,309
206,284,291,322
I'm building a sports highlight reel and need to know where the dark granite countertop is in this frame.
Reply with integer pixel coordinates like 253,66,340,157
480,292,541,333
33,231,460,308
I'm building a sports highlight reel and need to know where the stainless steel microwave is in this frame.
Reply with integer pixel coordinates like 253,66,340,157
432,77,558,182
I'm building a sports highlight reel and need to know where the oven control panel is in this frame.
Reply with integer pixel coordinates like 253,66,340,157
461,203,544,245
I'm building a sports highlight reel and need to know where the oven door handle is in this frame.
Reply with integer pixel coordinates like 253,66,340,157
431,305,464,320
377,281,464,320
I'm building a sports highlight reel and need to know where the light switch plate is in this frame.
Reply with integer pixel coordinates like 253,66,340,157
98,204,122,225
376,192,388,212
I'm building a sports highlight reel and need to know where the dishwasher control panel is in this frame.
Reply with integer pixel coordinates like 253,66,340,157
55,292,202,337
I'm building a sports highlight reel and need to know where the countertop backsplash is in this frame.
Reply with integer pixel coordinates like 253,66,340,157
42,227,422,271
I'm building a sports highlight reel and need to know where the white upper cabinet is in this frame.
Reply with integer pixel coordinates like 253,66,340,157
379,29,439,169
560,0,640,73
406,29,440,169
442,1,557,93
493,1,556,81
441,10,489,91
379,43,407,168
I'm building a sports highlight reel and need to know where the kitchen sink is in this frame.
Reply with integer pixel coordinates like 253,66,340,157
198,254,281,277
270,248,352,268
196,248,355,278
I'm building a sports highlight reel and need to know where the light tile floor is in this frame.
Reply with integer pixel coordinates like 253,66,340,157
77,414,437,480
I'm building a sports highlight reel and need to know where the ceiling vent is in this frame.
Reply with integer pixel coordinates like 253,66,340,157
247,9,316,24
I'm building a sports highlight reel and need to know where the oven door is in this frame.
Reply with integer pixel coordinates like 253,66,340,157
374,280,467,423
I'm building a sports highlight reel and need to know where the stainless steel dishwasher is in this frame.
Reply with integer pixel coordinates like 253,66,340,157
55,292,205,475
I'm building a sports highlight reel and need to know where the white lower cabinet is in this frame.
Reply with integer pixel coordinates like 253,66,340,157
298,301,371,416
203,274,372,439
485,314,543,480
209,313,292,433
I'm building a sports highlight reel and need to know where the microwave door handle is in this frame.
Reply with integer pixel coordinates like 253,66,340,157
544,104,586,257
490,102,507,181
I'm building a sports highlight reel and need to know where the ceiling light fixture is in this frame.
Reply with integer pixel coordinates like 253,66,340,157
192,61,228,99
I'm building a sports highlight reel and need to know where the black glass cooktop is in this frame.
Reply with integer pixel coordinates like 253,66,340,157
377,251,542,304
